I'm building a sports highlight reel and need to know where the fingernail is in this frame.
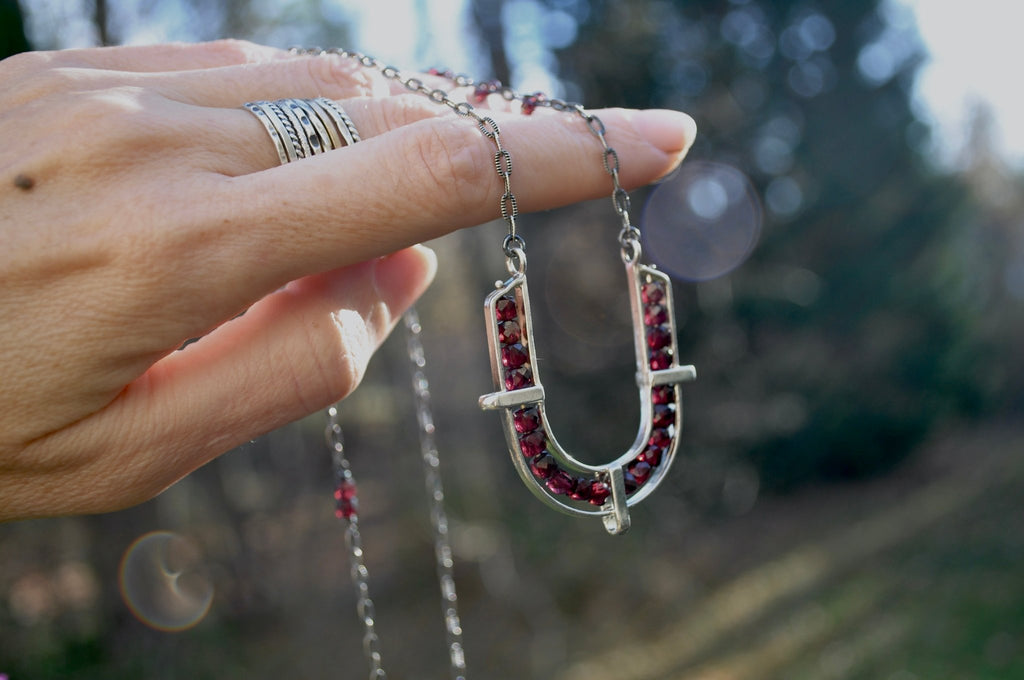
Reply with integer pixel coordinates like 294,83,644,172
372,245,438,314
631,109,698,156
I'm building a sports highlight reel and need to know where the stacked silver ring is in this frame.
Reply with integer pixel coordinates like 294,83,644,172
244,97,361,165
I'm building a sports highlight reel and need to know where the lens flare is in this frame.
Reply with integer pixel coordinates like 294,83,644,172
118,531,213,632
642,161,762,281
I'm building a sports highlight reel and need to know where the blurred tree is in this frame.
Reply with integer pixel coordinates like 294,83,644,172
1,0,30,56
506,0,1001,491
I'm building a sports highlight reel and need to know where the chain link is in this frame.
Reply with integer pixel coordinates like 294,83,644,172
403,309,468,680
415,69,643,262
326,406,387,680
292,47,521,265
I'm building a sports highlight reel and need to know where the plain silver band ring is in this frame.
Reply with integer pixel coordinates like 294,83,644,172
244,102,290,166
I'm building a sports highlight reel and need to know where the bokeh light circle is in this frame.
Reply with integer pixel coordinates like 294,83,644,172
119,531,214,632
642,161,763,281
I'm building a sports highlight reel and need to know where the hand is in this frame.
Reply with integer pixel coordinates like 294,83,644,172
0,40,696,520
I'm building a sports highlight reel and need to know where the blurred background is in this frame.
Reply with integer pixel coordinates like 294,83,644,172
2,0,1023,678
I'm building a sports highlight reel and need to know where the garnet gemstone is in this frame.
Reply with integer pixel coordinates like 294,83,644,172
647,325,672,350
521,92,544,115
588,482,612,505
650,349,672,370
498,320,521,345
653,404,675,428
569,478,592,502
652,385,676,405
334,480,356,501
639,444,662,467
623,472,639,495
644,304,668,326
546,470,575,495
529,453,557,479
649,428,672,450
642,281,666,305
502,343,530,369
513,407,541,434
505,367,534,391
519,431,547,458
495,296,518,321
334,480,358,519
628,460,652,485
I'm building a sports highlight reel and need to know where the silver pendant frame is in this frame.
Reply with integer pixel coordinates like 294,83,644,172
480,258,696,534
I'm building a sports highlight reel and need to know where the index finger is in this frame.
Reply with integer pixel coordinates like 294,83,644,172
185,105,696,312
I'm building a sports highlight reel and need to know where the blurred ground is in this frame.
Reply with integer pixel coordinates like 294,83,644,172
561,421,1024,680
2,419,1022,679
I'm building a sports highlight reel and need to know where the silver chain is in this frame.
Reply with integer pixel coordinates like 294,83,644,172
326,309,467,680
420,69,643,263
298,45,643,679
326,406,386,680
293,47,523,263
404,308,468,680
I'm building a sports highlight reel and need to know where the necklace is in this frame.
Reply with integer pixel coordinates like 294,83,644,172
293,47,695,678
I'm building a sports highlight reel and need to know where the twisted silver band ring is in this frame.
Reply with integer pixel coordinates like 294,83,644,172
243,97,360,165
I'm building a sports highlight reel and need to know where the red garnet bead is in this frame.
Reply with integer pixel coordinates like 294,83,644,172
505,367,534,391
639,444,663,467
650,349,672,370
472,79,501,103
644,304,668,326
652,385,676,405
588,482,612,505
529,453,557,479
502,343,530,369
623,471,639,495
519,431,547,457
628,460,652,485
642,281,666,305
334,480,356,501
649,428,672,450
647,325,672,350
334,480,358,519
653,404,675,428
495,296,518,321
569,478,593,502
546,470,575,495
521,92,544,115
513,406,541,434
498,320,521,345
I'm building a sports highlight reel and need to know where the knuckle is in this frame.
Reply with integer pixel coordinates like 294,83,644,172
371,94,443,134
0,49,52,78
200,38,266,62
302,54,377,98
313,309,375,404
408,119,496,215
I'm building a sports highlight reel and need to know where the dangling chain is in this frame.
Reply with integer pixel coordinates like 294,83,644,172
404,308,467,678
296,45,643,677
325,408,385,679
326,310,466,680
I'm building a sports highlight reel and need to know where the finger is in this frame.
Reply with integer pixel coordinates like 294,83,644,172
133,53,396,107
43,39,291,73
3,245,437,519
212,95,452,176
202,107,696,293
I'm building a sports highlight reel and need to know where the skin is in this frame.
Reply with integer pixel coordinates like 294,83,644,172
0,40,696,521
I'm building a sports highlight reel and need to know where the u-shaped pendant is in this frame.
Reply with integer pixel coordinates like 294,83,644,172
479,250,696,535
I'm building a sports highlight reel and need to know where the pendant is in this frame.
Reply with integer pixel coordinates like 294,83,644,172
479,257,696,535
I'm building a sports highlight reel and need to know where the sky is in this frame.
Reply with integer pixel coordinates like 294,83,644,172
18,0,1024,170
900,0,1024,168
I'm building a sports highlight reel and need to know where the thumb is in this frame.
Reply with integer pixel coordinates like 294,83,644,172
12,245,437,518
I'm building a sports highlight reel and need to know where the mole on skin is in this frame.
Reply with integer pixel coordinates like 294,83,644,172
14,174,35,190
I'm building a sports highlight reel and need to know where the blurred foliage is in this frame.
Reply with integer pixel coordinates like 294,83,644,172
0,0,28,55
3,0,1024,678
508,0,1020,490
